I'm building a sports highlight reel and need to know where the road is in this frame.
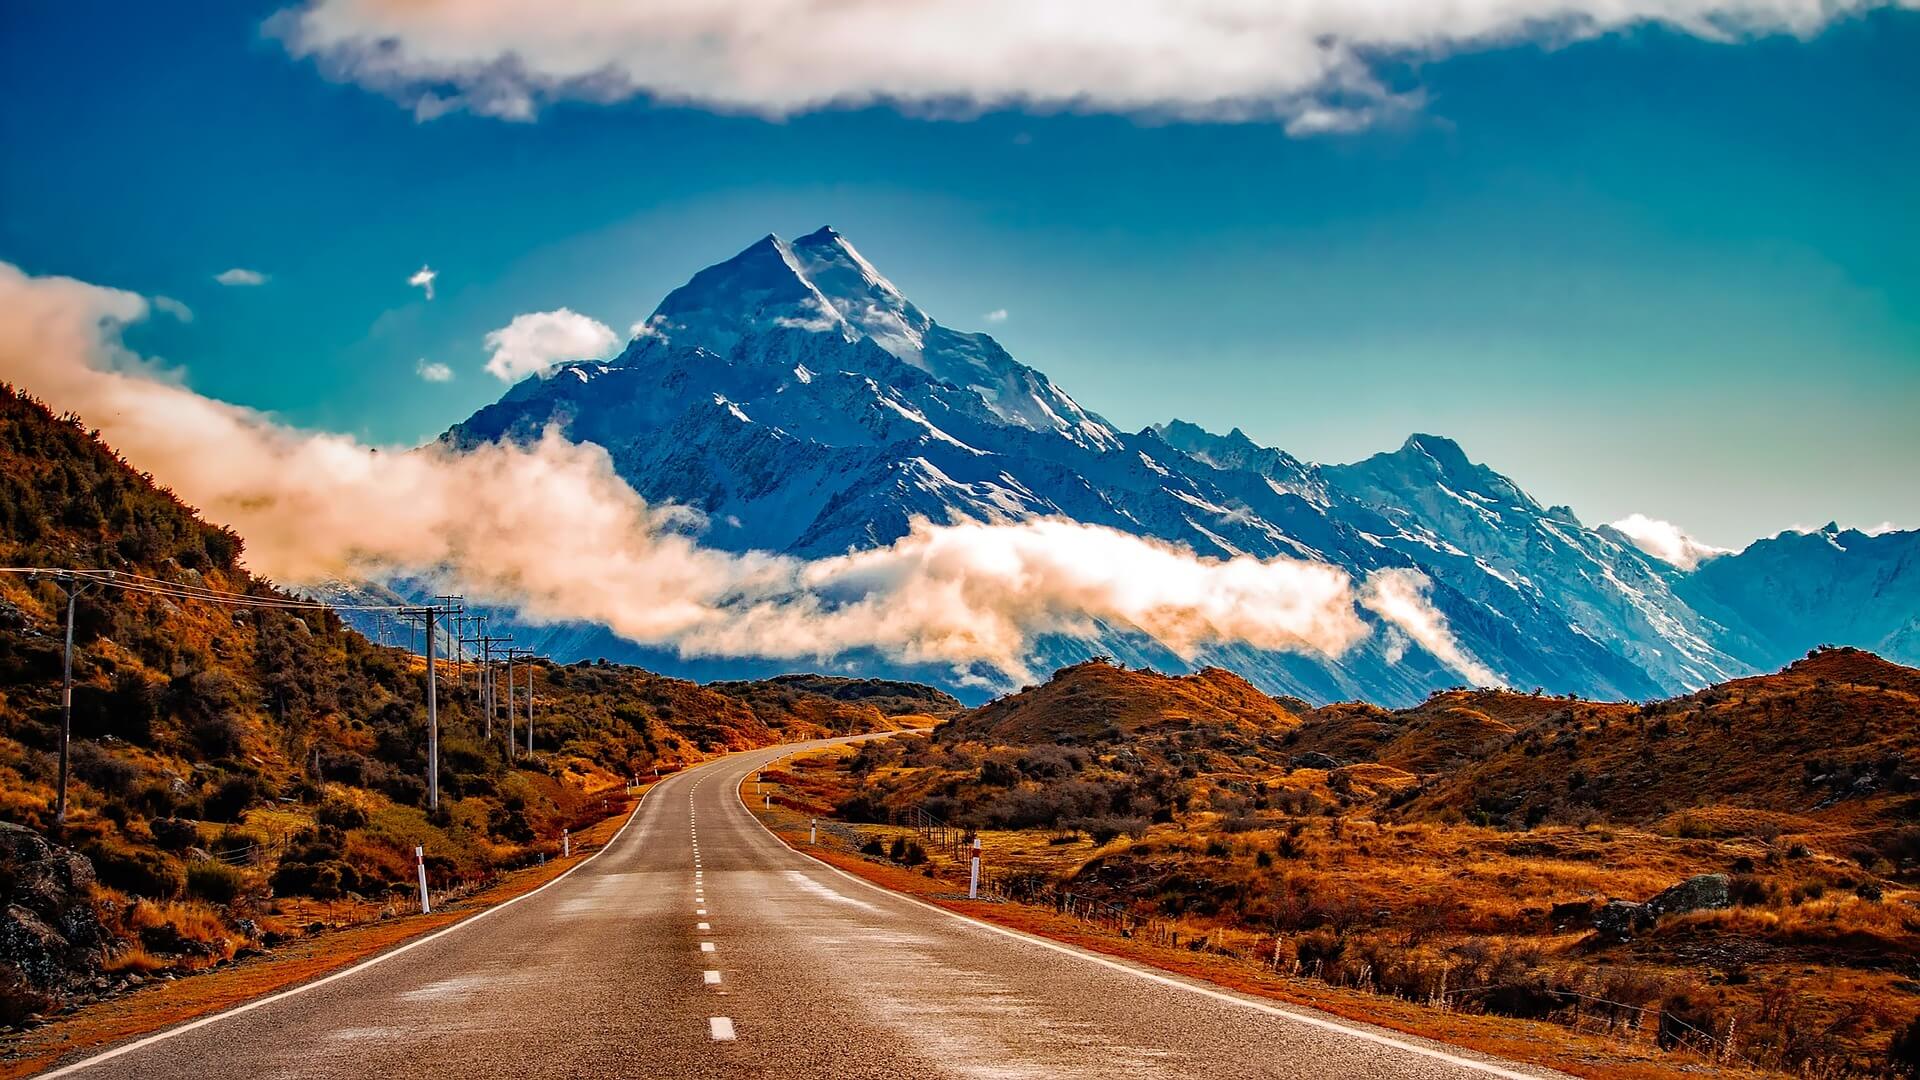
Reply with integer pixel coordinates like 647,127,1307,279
43,736,1562,1079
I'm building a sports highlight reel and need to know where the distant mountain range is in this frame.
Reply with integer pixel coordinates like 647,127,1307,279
337,226,1916,705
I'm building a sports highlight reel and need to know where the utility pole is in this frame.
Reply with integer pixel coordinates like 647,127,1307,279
525,652,536,757
475,632,513,740
436,596,464,688
39,570,102,832
504,647,533,760
503,648,517,759
405,602,444,811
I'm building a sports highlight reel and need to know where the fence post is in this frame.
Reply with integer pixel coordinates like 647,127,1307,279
415,845,431,914
968,837,981,899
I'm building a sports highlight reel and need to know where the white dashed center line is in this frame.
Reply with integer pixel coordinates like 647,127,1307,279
700,941,716,952
709,1016,735,1041
704,970,721,985
697,922,710,930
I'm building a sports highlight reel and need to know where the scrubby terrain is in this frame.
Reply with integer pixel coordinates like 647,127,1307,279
817,652,1920,1075
0,385,948,1029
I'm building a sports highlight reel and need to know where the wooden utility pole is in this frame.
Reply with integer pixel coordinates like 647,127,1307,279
41,570,102,832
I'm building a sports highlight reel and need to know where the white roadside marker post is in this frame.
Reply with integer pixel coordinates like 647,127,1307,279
415,846,431,914
763,794,770,809
810,818,817,845
969,837,982,900
563,828,571,857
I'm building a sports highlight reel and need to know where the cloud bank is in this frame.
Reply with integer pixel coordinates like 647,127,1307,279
0,259,1495,686
483,308,619,382
1609,512,1731,570
271,0,1900,129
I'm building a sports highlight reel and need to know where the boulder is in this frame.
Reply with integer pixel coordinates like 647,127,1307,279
1645,874,1731,918
0,823,108,990
1593,874,1732,941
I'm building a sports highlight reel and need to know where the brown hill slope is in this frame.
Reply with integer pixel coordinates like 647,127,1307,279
949,660,1300,745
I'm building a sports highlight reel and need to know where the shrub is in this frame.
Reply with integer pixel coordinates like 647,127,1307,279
203,774,260,823
315,798,369,831
149,817,200,851
90,845,185,898
1889,1016,1920,1077
185,861,246,904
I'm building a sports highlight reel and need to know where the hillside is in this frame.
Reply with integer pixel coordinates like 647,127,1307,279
0,386,914,1024
811,650,1920,1074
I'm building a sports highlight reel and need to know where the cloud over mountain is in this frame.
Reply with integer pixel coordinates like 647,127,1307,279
484,308,619,382
0,258,1466,686
1609,512,1731,570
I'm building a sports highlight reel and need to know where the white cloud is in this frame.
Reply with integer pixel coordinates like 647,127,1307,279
1609,512,1731,570
1359,568,1500,686
407,265,437,300
152,296,194,322
415,358,454,383
484,308,619,382
983,309,1008,324
0,258,1476,687
214,268,267,287
1864,522,1906,536
269,1,1895,130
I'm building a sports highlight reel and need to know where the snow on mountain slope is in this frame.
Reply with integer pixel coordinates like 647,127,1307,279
423,226,1910,705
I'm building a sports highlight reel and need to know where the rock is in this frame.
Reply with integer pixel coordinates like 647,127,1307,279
0,824,107,992
1289,752,1341,771
1594,899,1649,940
1645,874,1731,918
1594,874,1732,940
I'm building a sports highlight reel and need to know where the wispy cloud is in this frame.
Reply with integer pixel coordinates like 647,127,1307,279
1608,513,1731,570
484,308,618,382
270,0,1889,131
983,308,1008,324
214,268,267,287
415,358,454,383
407,265,437,300
152,296,193,322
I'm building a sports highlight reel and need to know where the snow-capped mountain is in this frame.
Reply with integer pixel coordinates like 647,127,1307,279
426,226,1916,704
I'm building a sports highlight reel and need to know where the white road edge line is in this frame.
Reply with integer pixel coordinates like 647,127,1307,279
735,744,1559,1080
709,1016,736,1041
38,758,707,1079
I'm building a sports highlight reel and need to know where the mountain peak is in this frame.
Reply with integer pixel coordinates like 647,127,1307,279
797,225,842,244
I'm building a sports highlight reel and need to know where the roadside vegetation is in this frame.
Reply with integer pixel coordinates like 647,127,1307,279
780,651,1920,1077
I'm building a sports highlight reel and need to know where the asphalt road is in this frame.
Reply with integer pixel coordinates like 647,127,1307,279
43,736,1564,1079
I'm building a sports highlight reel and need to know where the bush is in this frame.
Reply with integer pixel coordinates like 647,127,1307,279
90,845,185,898
1889,1015,1920,1077
203,774,261,823
315,798,368,831
149,817,200,851
185,861,246,904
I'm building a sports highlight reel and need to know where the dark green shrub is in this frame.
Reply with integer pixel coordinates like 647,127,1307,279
90,846,184,898
186,861,245,904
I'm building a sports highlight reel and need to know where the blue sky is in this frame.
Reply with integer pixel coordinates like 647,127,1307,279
2,2,1915,549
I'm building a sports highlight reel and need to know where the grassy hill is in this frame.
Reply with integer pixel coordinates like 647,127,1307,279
814,652,1920,1074
0,385,932,1024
